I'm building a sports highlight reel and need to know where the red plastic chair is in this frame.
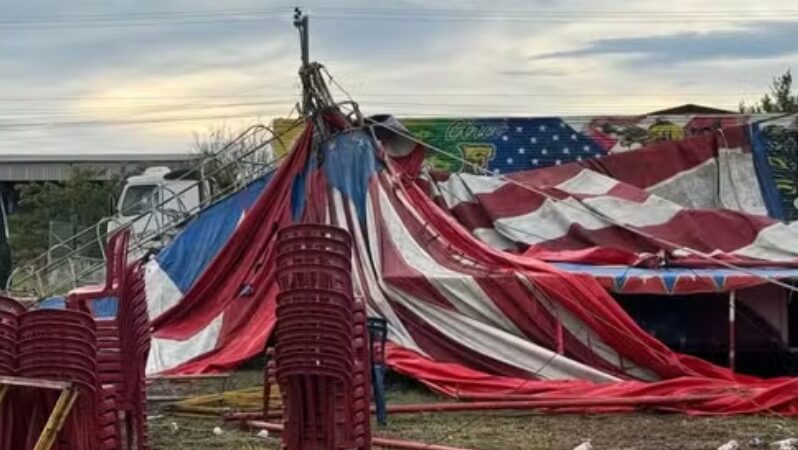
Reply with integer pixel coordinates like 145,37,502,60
0,297,20,450
65,228,151,450
15,308,120,450
274,224,371,450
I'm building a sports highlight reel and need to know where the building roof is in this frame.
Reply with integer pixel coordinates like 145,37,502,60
0,152,201,182
647,104,736,115
0,153,198,163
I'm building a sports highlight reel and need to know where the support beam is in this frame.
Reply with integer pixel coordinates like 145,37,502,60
0,375,70,391
0,376,78,450
226,394,720,421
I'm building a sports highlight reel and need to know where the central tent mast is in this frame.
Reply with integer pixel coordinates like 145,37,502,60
293,8,312,116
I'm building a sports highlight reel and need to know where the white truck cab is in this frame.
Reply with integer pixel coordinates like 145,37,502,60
108,167,209,249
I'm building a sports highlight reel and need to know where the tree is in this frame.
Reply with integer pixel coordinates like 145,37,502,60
0,200,10,288
740,69,798,114
8,168,122,263
192,124,277,191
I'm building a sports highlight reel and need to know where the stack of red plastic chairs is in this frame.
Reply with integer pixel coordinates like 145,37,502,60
0,295,24,450
0,297,119,450
275,224,371,450
0,229,148,450
66,228,151,450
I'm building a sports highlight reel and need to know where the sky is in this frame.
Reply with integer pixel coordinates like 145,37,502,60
1,0,797,155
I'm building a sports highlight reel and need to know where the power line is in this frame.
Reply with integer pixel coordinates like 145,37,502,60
315,15,798,24
0,8,288,23
0,94,291,102
0,80,296,103
6,6,798,21
311,6,798,15
0,96,753,123
0,92,764,106
3,7,798,29
310,7,798,23
0,102,734,118
0,99,294,119
0,78,296,130
0,17,284,31
0,112,286,129
0,7,288,20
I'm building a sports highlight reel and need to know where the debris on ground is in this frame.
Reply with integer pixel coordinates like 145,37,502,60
256,429,271,440
149,370,798,450
717,440,739,450
772,438,798,450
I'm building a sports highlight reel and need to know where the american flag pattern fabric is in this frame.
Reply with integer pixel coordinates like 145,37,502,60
428,126,793,265
403,117,605,174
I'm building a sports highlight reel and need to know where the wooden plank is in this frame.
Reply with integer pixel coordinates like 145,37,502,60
32,386,79,450
147,373,230,380
0,375,70,391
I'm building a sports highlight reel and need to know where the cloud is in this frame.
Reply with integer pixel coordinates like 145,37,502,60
533,21,798,64
498,69,564,77
3,0,798,154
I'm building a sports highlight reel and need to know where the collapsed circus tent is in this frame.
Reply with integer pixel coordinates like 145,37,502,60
145,114,798,415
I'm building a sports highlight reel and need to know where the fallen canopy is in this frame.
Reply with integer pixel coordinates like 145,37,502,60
147,118,798,415
427,130,798,268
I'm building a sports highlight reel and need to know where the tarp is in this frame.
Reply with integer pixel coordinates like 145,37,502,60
146,126,312,374
145,175,271,320
145,119,798,415
574,125,768,215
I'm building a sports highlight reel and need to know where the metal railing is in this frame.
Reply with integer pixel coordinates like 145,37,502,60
4,119,303,298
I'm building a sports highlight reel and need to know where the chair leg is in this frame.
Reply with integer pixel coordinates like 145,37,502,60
125,412,134,450
135,402,150,450
372,364,387,427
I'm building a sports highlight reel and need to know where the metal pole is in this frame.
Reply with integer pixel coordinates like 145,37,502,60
300,16,309,67
729,290,736,372
293,8,309,68
293,7,312,116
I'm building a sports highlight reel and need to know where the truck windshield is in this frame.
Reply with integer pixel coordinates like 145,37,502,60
121,185,157,216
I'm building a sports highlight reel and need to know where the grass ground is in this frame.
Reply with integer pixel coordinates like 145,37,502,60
149,370,798,450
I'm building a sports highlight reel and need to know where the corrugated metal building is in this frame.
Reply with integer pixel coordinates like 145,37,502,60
0,152,201,214
0,153,200,182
